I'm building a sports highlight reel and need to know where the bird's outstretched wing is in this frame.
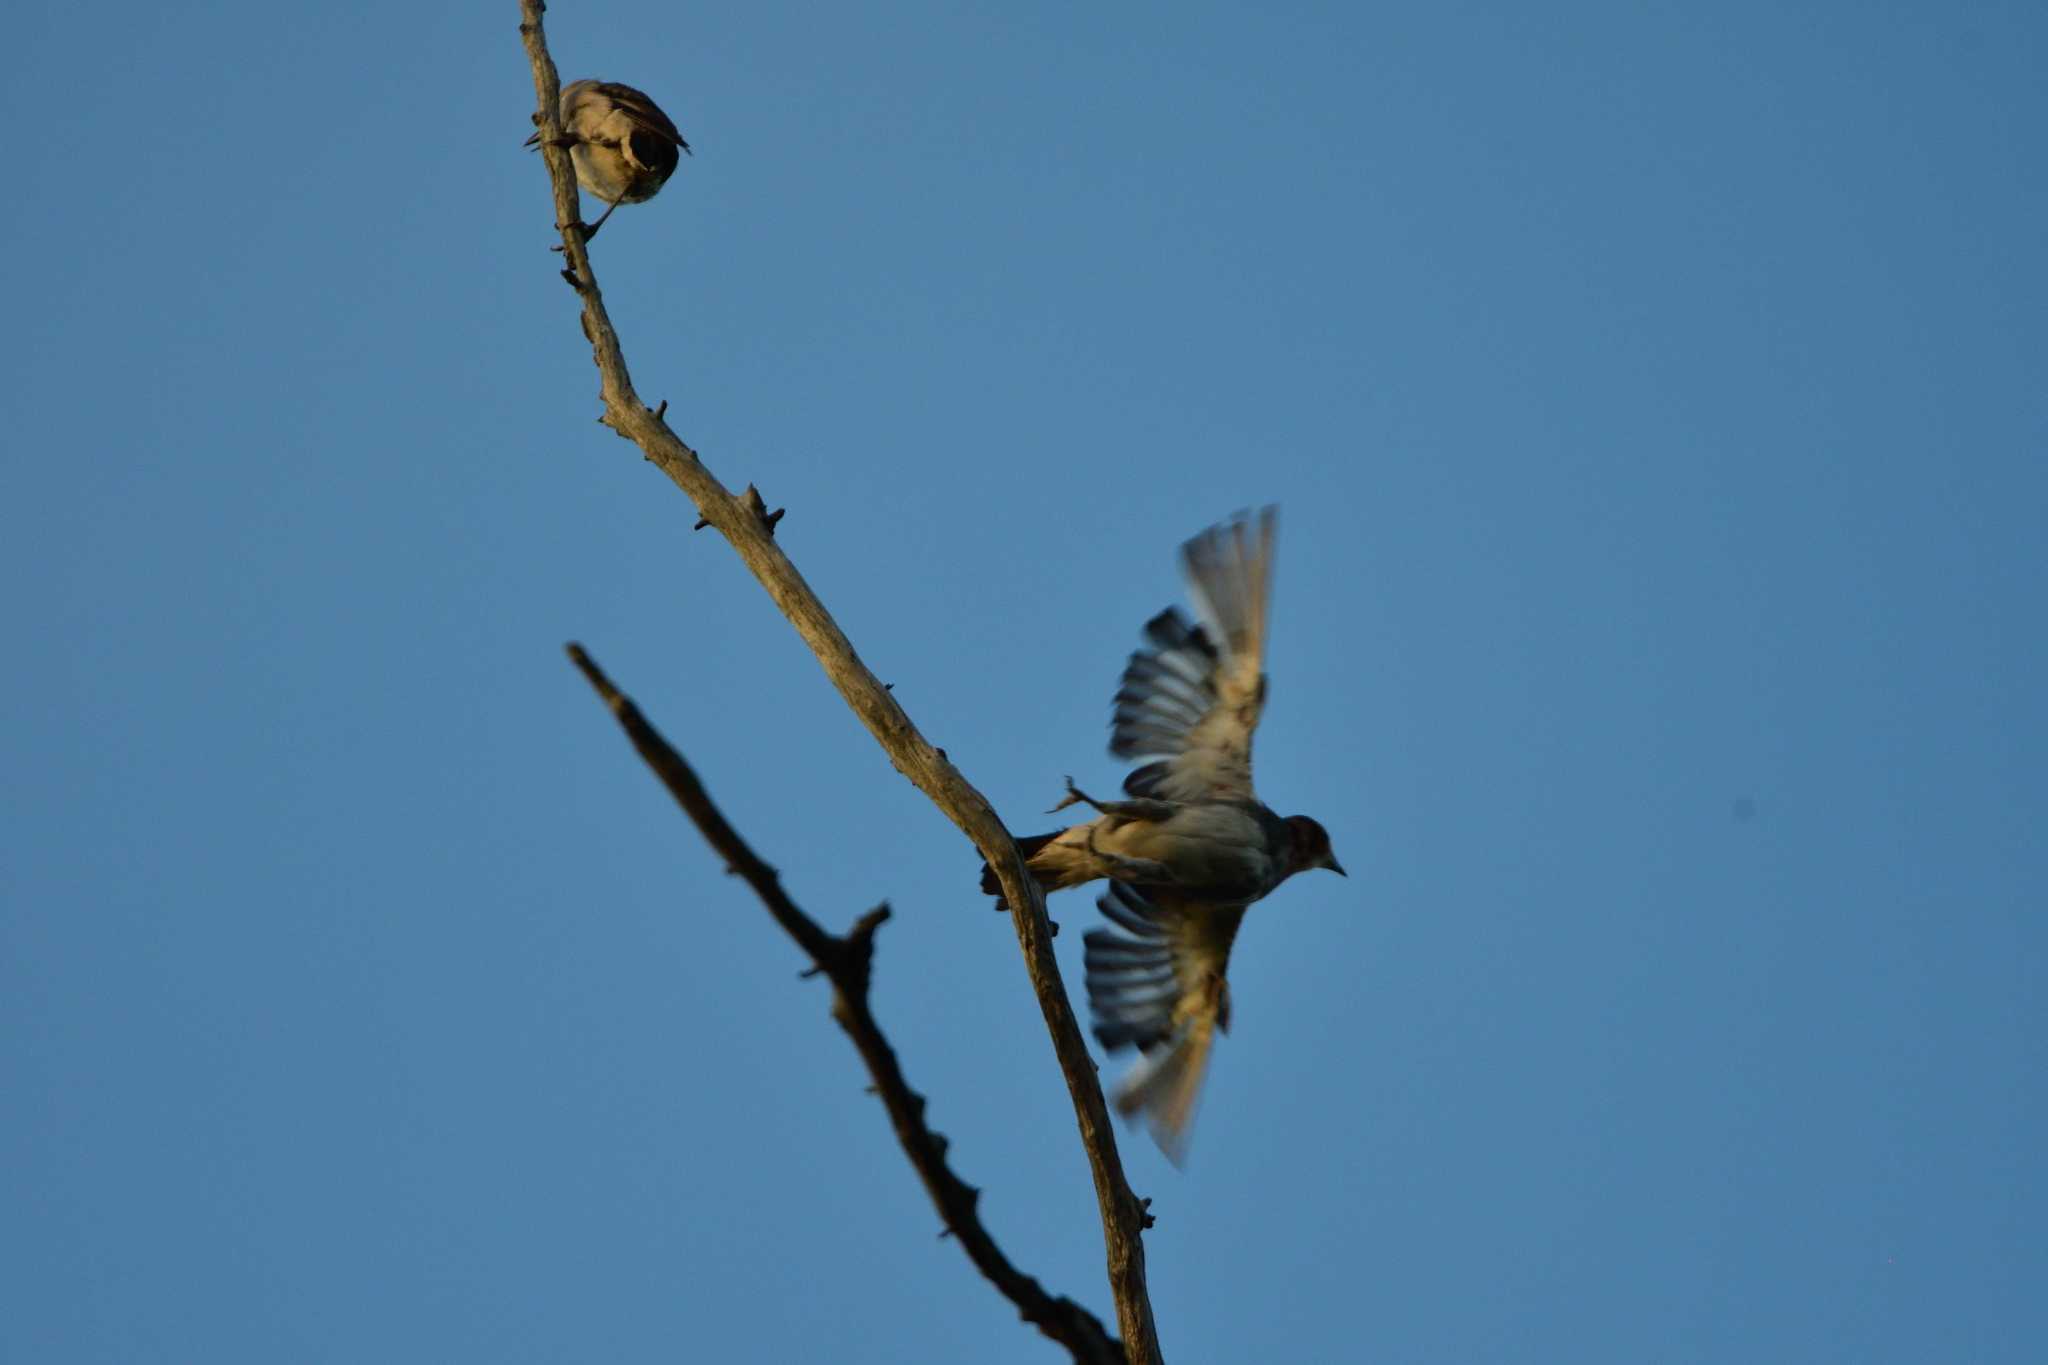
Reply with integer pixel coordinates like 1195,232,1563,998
1111,507,1276,804
1083,883,1248,1164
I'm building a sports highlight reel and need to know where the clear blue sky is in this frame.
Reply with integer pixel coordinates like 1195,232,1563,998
4,2,2043,1361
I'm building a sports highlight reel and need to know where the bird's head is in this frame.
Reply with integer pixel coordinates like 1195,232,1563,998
1282,815,1346,879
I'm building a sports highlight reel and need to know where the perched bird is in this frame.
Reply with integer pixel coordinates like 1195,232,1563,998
525,80,690,238
979,507,1346,1160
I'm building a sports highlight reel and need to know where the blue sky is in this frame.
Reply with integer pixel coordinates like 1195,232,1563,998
4,1,2044,1361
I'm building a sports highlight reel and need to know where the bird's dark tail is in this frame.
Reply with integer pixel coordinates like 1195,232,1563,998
980,832,1059,902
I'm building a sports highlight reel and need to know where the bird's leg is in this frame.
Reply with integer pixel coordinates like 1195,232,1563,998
1046,776,1101,815
582,195,623,240
1084,823,1176,885
555,196,618,251
1045,776,1176,823
1110,794,1177,822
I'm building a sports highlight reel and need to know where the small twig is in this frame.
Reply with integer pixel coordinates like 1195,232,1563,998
742,484,787,535
566,645,1124,1364
694,485,784,536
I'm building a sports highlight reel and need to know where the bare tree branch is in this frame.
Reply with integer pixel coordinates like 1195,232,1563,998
565,645,1124,1363
516,5,1160,1359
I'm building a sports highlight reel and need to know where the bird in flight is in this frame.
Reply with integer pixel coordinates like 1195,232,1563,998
526,80,691,239
981,507,1345,1161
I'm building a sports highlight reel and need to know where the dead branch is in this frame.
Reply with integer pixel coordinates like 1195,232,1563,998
566,645,1124,1363
516,5,1159,1359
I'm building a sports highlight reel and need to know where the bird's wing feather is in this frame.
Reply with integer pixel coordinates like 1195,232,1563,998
586,80,691,151
1083,883,1247,1163
1112,507,1276,803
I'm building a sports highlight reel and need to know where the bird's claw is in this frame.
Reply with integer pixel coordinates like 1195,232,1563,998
1046,776,1102,816
552,219,594,245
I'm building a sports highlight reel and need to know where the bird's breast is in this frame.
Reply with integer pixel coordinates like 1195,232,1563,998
569,144,635,201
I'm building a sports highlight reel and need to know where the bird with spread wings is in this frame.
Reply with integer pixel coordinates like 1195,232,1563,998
981,507,1345,1161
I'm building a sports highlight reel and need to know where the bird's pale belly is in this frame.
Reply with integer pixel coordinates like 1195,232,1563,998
570,147,651,203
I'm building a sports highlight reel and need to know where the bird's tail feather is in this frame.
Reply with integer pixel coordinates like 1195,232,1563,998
1111,1022,1216,1167
979,832,1059,901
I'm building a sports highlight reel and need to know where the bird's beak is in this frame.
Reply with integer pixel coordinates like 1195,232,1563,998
1323,855,1347,877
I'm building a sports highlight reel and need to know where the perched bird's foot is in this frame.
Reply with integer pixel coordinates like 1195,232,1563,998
550,221,598,254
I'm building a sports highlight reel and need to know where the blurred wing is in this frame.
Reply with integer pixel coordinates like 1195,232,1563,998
1083,884,1247,1163
1112,507,1276,803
